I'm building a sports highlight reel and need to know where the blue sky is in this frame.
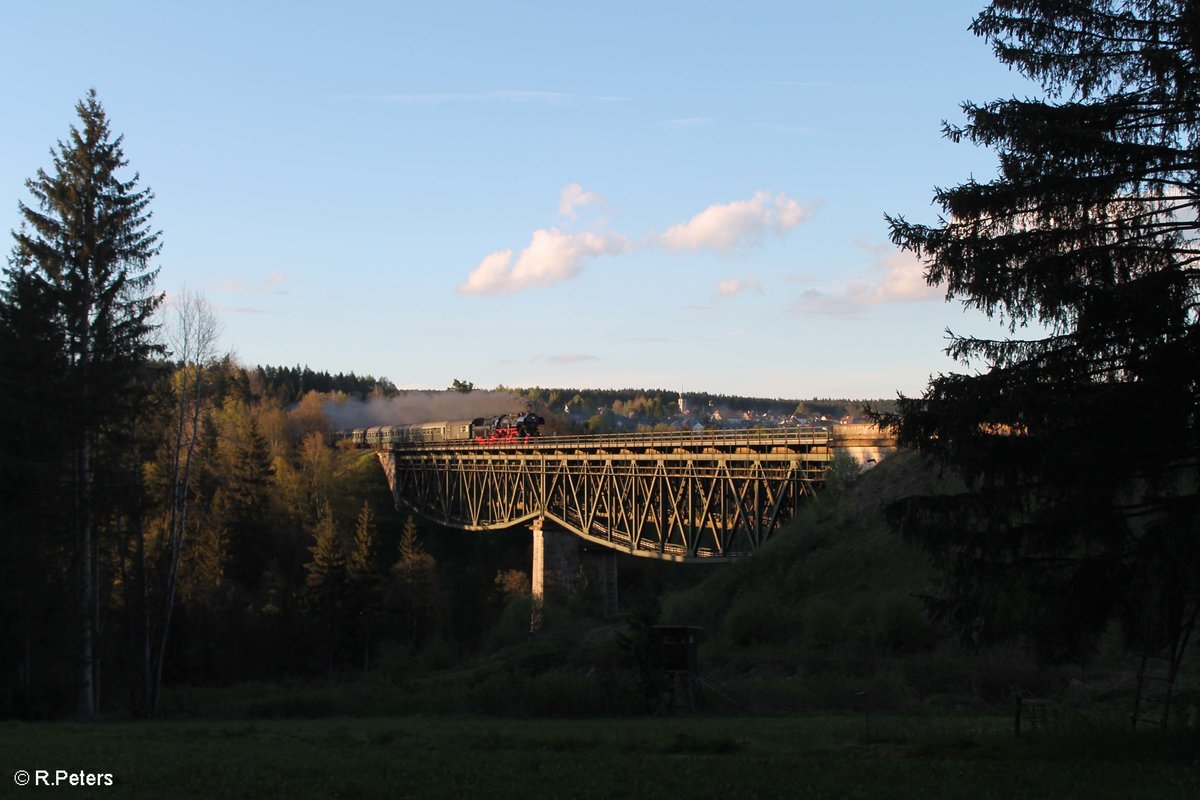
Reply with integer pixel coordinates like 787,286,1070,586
1,1,1039,398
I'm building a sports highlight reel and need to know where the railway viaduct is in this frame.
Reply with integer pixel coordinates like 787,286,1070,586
371,423,896,620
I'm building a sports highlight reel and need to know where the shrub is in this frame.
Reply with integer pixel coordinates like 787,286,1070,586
803,598,844,648
722,589,796,646
525,672,607,716
876,593,932,653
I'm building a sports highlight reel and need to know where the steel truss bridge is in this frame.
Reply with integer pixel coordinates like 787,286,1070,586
373,427,835,561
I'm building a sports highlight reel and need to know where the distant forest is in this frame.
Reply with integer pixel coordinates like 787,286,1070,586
505,386,897,421
247,367,897,426
250,365,398,403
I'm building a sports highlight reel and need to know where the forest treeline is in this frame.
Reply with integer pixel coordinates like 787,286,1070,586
251,365,398,404
505,386,895,423
2,349,536,718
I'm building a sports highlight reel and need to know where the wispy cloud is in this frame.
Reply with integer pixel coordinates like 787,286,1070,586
659,191,815,253
559,182,602,218
210,273,289,296
538,353,600,365
791,245,938,316
717,276,763,297
362,89,568,104
458,228,630,295
353,90,629,105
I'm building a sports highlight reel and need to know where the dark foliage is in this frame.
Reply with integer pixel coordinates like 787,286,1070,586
881,1,1200,661
2,90,163,716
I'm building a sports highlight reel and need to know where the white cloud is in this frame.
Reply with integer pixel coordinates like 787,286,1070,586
461,188,817,296
717,276,763,297
559,183,601,218
791,246,939,315
458,228,629,295
846,248,937,305
660,191,814,253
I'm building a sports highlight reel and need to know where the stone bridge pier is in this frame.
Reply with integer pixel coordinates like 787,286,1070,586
530,518,619,631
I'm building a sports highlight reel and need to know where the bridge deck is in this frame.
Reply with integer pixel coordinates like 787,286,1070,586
387,426,828,454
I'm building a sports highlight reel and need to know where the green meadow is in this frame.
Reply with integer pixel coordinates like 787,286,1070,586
3,714,1197,799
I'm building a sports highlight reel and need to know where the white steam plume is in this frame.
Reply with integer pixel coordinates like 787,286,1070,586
324,390,527,430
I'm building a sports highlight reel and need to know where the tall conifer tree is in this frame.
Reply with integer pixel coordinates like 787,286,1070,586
7,90,162,715
884,1,1200,660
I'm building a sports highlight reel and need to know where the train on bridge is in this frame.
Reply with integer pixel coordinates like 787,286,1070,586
339,412,545,447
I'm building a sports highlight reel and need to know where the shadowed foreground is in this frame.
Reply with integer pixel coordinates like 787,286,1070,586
2,715,1196,799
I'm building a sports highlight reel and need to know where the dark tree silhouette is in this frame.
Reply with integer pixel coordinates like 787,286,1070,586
882,1,1200,661
7,90,162,715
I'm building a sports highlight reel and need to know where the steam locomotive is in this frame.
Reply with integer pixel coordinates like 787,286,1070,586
341,412,545,447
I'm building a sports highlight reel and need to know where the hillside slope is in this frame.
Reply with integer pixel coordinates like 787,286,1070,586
654,451,1049,710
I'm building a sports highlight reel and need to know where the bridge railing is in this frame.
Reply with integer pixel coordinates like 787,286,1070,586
384,425,832,452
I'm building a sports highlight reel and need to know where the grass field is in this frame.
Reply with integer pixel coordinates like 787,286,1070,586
2,714,1197,799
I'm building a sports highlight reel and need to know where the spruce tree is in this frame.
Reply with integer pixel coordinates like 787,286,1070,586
215,402,275,591
7,90,162,715
348,502,382,672
392,516,439,649
884,1,1200,660
305,501,347,673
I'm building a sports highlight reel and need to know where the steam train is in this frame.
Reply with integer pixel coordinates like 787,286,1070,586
340,412,545,447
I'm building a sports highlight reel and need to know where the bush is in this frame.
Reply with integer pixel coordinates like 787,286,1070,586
803,598,844,648
525,672,608,716
901,647,974,702
971,644,1065,701
722,589,796,646
482,597,534,652
417,637,456,671
468,671,528,715
876,593,932,653
823,449,861,494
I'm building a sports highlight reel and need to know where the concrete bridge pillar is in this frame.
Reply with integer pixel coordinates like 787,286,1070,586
530,518,581,631
529,520,622,631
